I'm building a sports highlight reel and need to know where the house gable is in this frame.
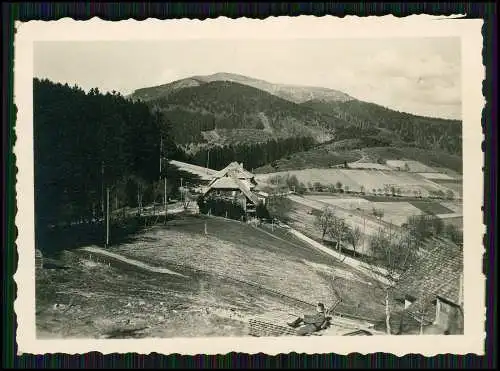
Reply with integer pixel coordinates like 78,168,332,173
392,237,463,333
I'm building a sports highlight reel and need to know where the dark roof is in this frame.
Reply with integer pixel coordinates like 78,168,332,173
398,237,463,306
169,160,216,180
232,176,260,205
213,162,254,179
203,174,260,205
374,237,463,333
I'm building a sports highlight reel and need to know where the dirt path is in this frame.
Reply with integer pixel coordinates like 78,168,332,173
80,246,189,278
288,194,399,234
351,149,370,164
285,227,392,285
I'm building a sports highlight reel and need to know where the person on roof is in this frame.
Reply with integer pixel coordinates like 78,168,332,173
287,302,330,336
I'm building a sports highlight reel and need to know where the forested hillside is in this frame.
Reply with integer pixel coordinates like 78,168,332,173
255,145,463,174
302,99,462,155
132,74,462,174
148,80,348,144
34,78,188,230
187,136,317,171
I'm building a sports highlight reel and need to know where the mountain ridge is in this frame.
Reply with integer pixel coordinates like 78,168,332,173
127,72,462,172
145,79,348,145
130,72,355,104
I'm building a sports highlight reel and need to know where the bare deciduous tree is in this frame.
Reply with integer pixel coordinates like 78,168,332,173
314,206,335,241
328,216,350,251
368,227,419,335
347,225,362,256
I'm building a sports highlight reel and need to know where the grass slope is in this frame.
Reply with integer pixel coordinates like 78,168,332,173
301,99,462,155
36,215,383,338
255,145,462,175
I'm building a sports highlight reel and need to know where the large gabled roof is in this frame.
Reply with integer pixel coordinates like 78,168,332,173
232,176,260,205
399,237,463,306
374,237,463,333
203,174,260,205
213,161,255,180
397,237,463,324
169,160,217,181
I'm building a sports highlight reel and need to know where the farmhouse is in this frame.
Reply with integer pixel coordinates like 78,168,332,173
203,162,265,214
378,237,464,334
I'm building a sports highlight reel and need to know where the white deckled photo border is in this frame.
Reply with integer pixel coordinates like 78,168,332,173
13,15,485,356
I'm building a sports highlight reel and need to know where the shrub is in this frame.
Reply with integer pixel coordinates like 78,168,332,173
256,201,271,220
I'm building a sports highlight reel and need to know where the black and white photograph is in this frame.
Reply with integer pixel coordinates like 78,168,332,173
14,16,484,355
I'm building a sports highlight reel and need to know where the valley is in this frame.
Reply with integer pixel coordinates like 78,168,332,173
129,72,462,177
34,70,464,339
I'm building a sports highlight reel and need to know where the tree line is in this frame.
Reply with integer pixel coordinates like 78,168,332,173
187,136,316,171
314,206,462,260
303,100,462,155
313,206,462,335
34,78,192,234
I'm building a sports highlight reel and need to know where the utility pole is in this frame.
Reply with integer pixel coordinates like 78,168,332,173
164,176,168,225
101,161,105,218
180,177,183,204
206,149,210,174
105,187,110,248
160,135,168,225
159,136,163,177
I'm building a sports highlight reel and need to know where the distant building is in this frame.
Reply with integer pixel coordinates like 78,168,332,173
203,162,264,214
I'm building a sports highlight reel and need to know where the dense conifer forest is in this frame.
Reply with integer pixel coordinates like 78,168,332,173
34,78,178,228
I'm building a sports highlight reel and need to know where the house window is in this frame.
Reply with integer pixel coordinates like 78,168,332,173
403,295,416,309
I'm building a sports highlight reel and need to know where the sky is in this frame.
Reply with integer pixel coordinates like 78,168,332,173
34,38,461,120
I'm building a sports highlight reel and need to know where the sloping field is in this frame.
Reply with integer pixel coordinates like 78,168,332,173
347,162,392,170
409,201,455,215
256,169,458,198
306,195,425,227
37,215,384,338
439,201,463,214
287,195,391,255
436,215,463,229
361,147,462,175
417,172,455,180
431,179,463,198
115,216,386,319
385,160,436,173
308,196,372,209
